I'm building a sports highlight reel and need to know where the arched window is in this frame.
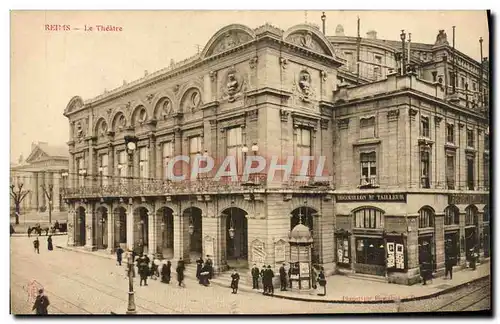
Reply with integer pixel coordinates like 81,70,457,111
353,207,384,229
418,207,434,228
444,205,460,226
483,206,489,222
465,205,478,226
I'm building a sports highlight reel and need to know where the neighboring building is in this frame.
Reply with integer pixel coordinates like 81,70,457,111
62,22,490,285
10,142,70,214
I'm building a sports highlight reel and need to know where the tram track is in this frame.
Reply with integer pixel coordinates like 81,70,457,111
433,281,490,312
13,253,183,314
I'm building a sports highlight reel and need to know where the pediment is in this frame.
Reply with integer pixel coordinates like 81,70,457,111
202,24,256,58
25,147,48,163
65,96,84,115
283,24,336,57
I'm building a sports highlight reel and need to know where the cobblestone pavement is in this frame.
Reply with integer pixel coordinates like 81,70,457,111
11,236,396,315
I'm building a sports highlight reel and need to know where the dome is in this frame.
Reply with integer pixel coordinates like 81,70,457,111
289,224,313,243
335,24,345,36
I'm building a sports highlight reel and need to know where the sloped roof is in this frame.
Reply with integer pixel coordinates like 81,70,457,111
37,143,69,158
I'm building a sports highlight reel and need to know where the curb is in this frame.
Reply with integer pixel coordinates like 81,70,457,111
12,233,68,238
55,244,490,305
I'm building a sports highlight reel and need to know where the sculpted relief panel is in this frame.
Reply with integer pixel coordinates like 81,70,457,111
208,30,253,56
285,31,328,56
220,65,245,103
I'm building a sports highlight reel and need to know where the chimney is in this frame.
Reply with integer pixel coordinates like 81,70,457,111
366,30,377,39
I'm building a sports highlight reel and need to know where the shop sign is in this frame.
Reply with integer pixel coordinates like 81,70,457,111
448,193,489,205
336,193,407,202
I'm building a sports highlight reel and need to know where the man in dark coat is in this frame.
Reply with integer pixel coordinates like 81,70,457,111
196,257,204,279
199,263,211,286
137,255,149,286
32,289,50,315
317,267,327,296
279,263,287,291
266,265,274,296
205,255,213,279
231,269,240,294
116,246,124,266
54,220,60,232
445,256,453,279
33,237,40,254
260,265,267,293
176,258,185,287
251,264,260,289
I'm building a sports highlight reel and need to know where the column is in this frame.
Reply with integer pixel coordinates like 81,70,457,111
32,172,39,211
67,207,75,247
173,212,190,262
148,208,157,257
434,213,445,275
107,144,114,186
107,205,115,253
38,172,45,209
126,204,134,251
84,203,96,251
53,173,60,212
459,211,466,267
149,134,156,179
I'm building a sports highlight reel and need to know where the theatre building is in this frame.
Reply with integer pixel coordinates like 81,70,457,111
62,23,340,277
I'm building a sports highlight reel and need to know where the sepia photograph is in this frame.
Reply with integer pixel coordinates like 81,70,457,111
8,8,491,316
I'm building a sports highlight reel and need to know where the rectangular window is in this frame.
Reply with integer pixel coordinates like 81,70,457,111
461,77,465,89
421,151,430,188
473,82,477,91
296,128,312,177
467,129,474,148
446,124,455,144
360,117,375,139
345,52,354,71
118,150,127,183
100,154,108,186
139,147,149,179
360,152,376,186
446,155,455,190
484,134,489,151
467,157,475,190
226,128,243,176
162,142,174,180
420,116,430,138
484,158,489,189
189,136,202,178
77,157,85,187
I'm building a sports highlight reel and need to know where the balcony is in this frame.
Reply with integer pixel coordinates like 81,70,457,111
281,175,333,191
63,174,268,199
358,175,379,189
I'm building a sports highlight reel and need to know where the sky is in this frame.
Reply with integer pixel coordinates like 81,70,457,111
10,10,490,163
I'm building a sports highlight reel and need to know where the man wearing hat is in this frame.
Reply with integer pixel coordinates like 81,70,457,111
32,288,50,315
251,264,260,289
266,265,275,296
279,263,288,291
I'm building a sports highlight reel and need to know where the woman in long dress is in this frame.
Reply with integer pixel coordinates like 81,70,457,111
161,261,171,284
47,235,53,251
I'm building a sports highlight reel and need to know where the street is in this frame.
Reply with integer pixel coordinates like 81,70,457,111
10,235,490,315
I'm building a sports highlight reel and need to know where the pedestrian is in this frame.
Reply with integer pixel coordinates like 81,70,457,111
44,227,49,236
32,288,50,315
266,265,274,296
10,224,15,236
138,256,149,286
116,246,124,266
260,265,267,293
33,237,40,254
421,261,431,285
251,264,260,289
470,249,477,270
150,258,160,280
205,255,213,279
176,258,185,287
317,267,326,296
311,265,317,289
54,220,60,232
27,227,32,238
445,257,452,279
161,261,171,284
231,269,240,294
196,257,204,279
279,263,288,291
200,263,211,286
47,235,53,251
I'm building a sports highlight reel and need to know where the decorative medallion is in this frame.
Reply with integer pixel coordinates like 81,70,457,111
294,69,314,102
221,66,244,102
160,98,173,119
99,121,108,137
117,114,126,131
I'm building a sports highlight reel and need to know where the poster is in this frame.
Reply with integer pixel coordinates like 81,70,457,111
387,242,395,268
395,243,404,269
252,241,266,265
299,262,310,276
343,239,350,263
274,241,286,263
337,248,343,263
204,237,214,257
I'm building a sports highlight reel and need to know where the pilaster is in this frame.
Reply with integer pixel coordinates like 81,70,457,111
84,203,97,251
148,206,157,257
107,204,115,253
434,213,445,275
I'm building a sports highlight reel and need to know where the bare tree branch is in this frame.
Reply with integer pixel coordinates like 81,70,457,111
20,190,30,202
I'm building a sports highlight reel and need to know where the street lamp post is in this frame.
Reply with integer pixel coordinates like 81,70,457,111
124,134,138,315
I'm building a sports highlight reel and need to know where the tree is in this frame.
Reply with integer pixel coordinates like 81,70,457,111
10,183,30,225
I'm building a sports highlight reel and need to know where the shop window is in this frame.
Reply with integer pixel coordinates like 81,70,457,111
420,116,430,138
360,116,376,139
465,205,478,226
356,238,385,266
359,152,377,187
446,124,455,144
354,207,384,229
444,205,460,226
418,207,434,228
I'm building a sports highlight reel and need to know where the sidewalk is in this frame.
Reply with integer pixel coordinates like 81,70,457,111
11,232,67,238
56,243,490,304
